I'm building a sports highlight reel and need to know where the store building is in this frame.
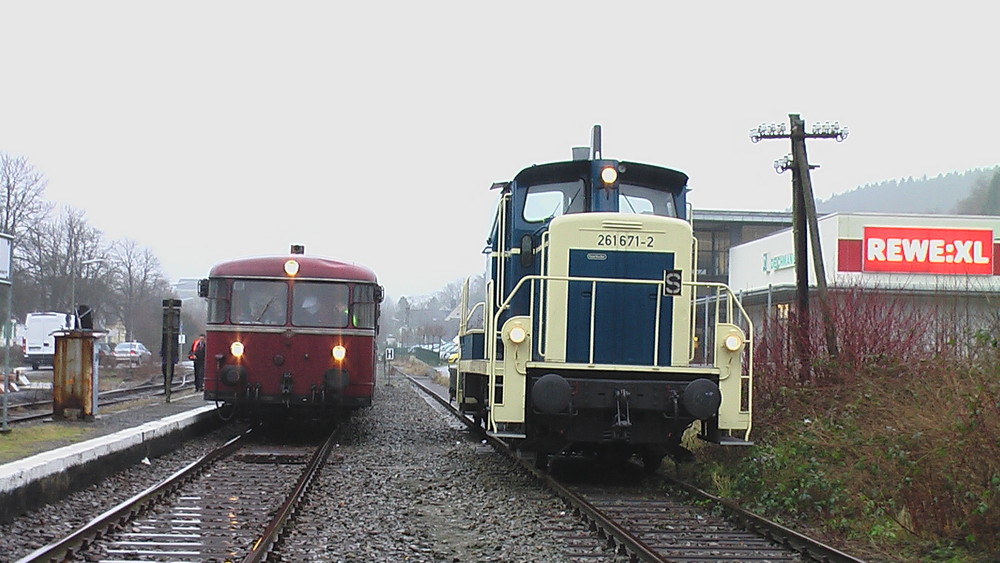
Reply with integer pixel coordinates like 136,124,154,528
692,209,792,284
729,212,1000,336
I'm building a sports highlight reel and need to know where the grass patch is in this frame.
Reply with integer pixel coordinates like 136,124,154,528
0,423,92,464
693,287,1000,562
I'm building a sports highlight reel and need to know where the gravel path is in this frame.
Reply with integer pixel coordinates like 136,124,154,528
279,380,622,562
1,379,622,562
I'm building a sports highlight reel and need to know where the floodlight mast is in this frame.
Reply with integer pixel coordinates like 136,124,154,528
750,114,847,375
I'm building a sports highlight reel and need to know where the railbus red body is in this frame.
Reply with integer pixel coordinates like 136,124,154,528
200,248,382,417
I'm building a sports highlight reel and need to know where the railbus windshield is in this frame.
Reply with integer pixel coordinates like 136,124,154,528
206,277,379,330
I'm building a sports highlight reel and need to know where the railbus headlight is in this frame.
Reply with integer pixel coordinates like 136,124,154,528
230,341,245,358
332,345,347,361
284,259,299,276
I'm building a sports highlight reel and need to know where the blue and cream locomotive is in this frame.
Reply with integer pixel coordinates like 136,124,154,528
455,126,753,470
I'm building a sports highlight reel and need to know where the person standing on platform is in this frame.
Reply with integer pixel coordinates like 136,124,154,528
189,333,206,391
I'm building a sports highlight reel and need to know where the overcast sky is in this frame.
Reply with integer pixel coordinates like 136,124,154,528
3,2,998,300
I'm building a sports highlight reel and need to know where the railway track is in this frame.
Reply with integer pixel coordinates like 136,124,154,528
406,373,865,563
3,380,195,424
17,423,338,563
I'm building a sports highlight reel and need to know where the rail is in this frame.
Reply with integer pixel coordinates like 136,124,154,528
16,430,250,563
404,372,862,563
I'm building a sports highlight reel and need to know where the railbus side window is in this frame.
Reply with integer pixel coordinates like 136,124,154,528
352,285,377,329
206,279,229,324
231,280,288,325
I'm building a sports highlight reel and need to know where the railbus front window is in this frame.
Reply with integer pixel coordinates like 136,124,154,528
231,280,288,325
292,282,350,328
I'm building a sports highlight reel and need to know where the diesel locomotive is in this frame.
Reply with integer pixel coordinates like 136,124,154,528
454,126,754,470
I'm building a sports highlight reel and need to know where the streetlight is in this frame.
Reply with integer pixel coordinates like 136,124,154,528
71,258,106,324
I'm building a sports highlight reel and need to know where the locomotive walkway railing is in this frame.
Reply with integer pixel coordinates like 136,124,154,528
485,274,753,368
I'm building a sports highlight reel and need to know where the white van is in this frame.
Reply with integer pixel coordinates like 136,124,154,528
23,311,74,370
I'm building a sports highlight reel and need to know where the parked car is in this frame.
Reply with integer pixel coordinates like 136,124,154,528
114,342,152,366
95,341,114,367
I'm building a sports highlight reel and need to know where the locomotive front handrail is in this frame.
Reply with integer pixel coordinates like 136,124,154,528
478,272,754,439
489,273,753,368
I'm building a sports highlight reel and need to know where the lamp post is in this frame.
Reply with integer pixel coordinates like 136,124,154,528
70,258,105,322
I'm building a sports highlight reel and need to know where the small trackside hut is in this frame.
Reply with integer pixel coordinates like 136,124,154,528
199,245,383,419
455,126,754,470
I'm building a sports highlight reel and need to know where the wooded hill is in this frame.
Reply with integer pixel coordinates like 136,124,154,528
815,166,1000,215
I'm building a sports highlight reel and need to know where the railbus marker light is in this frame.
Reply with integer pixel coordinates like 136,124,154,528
284,260,300,276
230,341,245,357
724,334,743,352
600,166,618,185
332,345,347,361
509,326,527,344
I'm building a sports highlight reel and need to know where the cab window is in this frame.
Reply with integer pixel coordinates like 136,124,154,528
523,180,586,222
619,183,678,217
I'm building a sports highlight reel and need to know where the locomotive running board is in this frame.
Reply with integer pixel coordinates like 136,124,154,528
489,431,527,439
718,435,754,446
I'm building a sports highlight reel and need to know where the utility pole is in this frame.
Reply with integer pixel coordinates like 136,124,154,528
751,115,848,376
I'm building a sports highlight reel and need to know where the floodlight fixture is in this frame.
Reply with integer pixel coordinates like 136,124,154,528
807,121,849,142
750,122,789,143
774,154,793,174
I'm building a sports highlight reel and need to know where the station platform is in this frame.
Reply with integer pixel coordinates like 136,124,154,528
0,387,218,522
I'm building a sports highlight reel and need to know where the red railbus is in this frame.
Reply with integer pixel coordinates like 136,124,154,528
198,246,383,418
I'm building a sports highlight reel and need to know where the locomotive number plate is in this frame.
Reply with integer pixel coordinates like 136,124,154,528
596,233,654,248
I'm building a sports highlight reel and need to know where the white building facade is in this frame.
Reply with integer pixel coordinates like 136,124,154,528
729,212,1000,336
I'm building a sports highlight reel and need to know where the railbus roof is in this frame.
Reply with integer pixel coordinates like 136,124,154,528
208,254,379,283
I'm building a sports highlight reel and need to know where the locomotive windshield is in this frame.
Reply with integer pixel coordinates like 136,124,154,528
619,183,679,217
522,179,679,221
523,180,586,222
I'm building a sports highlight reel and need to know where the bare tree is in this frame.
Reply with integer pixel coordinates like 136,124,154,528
109,238,171,344
0,153,52,240
13,206,105,317
435,278,464,311
2,152,54,320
